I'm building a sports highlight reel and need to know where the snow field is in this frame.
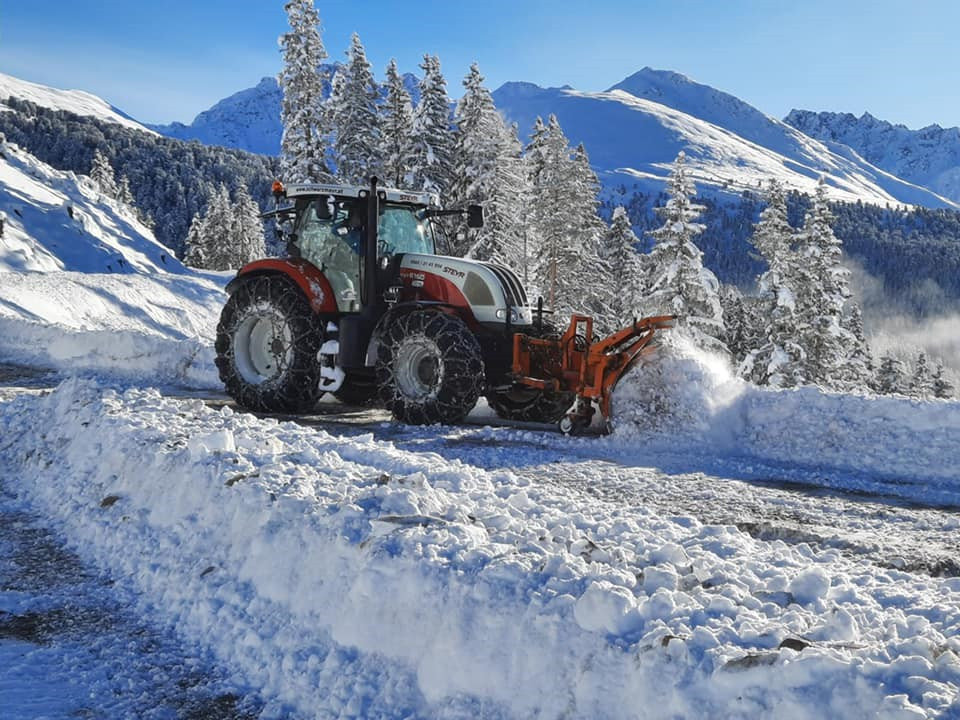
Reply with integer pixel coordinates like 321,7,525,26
2,380,959,718
612,334,960,502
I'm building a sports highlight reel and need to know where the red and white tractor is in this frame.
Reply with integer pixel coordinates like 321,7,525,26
216,178,669,434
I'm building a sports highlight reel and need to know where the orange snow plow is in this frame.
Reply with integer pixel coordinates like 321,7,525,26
512,314,674,434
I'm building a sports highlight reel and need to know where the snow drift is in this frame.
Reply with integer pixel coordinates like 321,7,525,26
2,380,958,719
0,139,226,386
612,334,960,503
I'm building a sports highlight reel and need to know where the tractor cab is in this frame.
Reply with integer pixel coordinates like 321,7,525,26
284,186,439,313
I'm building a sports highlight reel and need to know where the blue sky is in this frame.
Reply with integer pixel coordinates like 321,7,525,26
1,0,957,129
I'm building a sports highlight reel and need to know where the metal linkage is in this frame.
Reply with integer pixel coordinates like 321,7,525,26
512,314,674,434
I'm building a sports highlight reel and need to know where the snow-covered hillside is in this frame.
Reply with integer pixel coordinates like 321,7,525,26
0,140,178,273
0,72,154,135
785,109,960,204
0,139,225,385
492,70,957,210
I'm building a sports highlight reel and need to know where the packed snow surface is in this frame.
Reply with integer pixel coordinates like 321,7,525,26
0,71,154,134
2,379,959,719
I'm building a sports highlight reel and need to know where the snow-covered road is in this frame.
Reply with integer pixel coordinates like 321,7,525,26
2,371,959,719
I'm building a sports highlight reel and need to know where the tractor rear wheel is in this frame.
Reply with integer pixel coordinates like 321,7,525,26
486,323,575,423
376,310,484,425
215,275,323,413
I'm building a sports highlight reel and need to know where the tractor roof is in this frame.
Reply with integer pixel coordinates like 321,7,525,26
284,183,440,207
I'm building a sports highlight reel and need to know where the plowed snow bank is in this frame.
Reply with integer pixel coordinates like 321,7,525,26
612,334,960,489
2,380,958,719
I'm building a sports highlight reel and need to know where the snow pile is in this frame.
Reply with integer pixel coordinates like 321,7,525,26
3,380,959,718
0,272,224,387
0,140,226,386
612,334,960,493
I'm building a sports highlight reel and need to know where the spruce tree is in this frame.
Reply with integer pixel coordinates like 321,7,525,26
875,354,906,395
526,116,608,324
116,176,135,208
741,179,806,386
909,352,934,398
599,206,645,323
329,33,381,184
279,0,331,183
410,55,455,199
380,58,416,188
90,149,118,198
932,362,955,400
643,152,727,354
184,213,207,268
451,63,527,266
232,184,266,265
795,177,861,389
201,185,235,270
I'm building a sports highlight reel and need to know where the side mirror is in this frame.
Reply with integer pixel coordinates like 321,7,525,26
467,204,484,229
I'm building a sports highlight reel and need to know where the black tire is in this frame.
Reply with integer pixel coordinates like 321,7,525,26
333,373,379,406
486,323,575,423
215,274,323,413
376,310,484,425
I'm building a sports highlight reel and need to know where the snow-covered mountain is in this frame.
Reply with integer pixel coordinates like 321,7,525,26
0,71,154,135
140,66,957,210
492,69,957,210
150,77,283,156
785,109,960,204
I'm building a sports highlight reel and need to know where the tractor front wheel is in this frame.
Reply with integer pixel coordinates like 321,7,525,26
215,275,323,413
376,310,484,425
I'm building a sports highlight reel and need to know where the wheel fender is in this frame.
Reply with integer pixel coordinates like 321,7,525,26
227,259,337,314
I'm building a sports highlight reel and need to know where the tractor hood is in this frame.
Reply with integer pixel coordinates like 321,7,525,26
398,254,535,326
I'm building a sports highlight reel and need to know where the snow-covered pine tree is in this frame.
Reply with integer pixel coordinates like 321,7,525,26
450,63,527,266
643,152,727,353
909,352,934,398
526,116,609,324
409,55,455,199
231,184,266,265
184,213,207,268
599,206,645,323
875,354,906,395
200,185,235,270
278,0,331,183
380,58,416,188
329,33,381,185
570,142,615,326
795,177,862,389
840,304,874,389
932,361,955,399
90,149,118,198
740,178,805,386
116,176,135,208
719,285,763,364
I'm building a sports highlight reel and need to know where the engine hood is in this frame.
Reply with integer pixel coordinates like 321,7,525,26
398,254,534,326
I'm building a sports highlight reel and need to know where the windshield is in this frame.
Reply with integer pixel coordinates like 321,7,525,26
379,205,435,256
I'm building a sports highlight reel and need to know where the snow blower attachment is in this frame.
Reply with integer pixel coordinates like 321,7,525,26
512,314,674,435
216,177,672,436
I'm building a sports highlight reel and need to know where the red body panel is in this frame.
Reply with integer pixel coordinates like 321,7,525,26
399,268,476,322
235,258,338,314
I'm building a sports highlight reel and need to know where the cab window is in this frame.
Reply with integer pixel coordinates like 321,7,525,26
294,198,364,312
378,206,435,256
